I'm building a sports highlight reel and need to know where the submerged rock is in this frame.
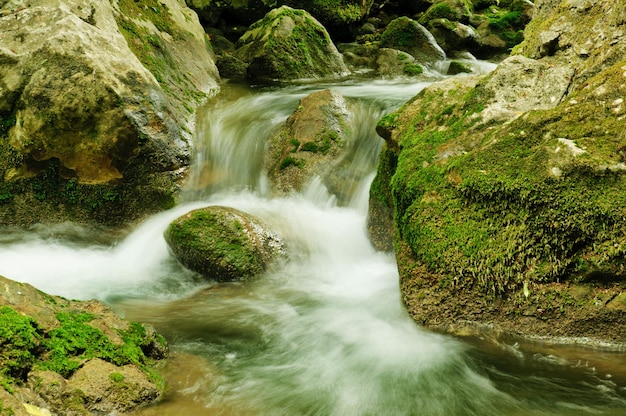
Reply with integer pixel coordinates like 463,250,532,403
164,206,285,282
0,276,167,414
234,6,349,82
0,0,219,227
370,0,626,346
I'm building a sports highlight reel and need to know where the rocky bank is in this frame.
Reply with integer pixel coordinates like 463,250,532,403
369,0,626,347
0,276,167,415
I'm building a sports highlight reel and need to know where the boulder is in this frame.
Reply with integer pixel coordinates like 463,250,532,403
417,0,473,26
0,0,220,227
0,276,167,414
376,48,424,77
164,206,285,282
426,18,478,53
370,0,626,345
234,6,349,82
282,0,375,27
379,17,446,64
264,89,353,199
67,359,160,414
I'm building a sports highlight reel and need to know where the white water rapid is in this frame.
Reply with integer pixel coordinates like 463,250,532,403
1,69,626,415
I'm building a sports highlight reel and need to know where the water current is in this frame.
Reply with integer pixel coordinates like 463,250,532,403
1,61,626,415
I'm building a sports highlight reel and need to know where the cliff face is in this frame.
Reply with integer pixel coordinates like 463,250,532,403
0,0,219,227
370,0,626,346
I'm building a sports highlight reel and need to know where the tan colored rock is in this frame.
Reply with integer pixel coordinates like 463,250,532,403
67,359,159,414
265,89,353,198
0,0,219,226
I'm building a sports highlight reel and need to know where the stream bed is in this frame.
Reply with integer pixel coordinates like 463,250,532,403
1,67,626,415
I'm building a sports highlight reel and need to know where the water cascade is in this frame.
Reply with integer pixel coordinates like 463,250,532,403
1,72,626,415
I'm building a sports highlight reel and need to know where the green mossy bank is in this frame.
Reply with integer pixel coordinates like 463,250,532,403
0,276,167,414
370,0,626,345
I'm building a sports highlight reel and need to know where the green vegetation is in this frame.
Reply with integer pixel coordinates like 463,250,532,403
0,307,41,383
380,17,419,48
279,156,304,170
285,0,363,25
485,8,524,48
418,3,456,24
379,59,626,297
245,7,341,80
403,63,423,76
164,207,267,281
0,306,164,386
0,400,15,416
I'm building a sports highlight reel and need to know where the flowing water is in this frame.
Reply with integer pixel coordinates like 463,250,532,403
2,64,626,415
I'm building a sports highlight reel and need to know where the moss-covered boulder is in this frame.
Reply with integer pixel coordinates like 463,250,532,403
375,48,424,78
370,0,626,345
282,0,375,29
234,6,349,82
264,89,354,199
0,276,167,414
425,18,478,54
379,16,446,64
164,206,285,282
0,0,219,227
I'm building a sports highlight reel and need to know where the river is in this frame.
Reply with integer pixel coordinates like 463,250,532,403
1,62,626,415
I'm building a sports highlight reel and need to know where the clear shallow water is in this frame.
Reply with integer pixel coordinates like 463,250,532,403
1,72,626,415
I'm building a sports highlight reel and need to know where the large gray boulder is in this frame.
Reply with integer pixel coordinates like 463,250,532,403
234,6,349,82
0,0,219,227
164,206,285,282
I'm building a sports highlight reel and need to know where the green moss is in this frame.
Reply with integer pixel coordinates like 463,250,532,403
419,3,456,24
383,60,626,297
247,8,338,80
0,307,41,383
0,400,15,416
380,17,419,48
117,0,178,36
285,0,363,25
485,8,525,48
279,156,304,170
164,208,268,281
403,63,423,76
39,312,159,379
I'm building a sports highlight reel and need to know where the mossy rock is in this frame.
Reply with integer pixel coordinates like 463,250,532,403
371,44,626,343
164,206,285,282
0,276,167,414
379,16,446,64
0,0,219,227
264,89,353,200
234,6,349,82
282,0,374,27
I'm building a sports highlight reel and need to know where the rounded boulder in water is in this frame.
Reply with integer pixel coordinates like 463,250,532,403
163,206,285,282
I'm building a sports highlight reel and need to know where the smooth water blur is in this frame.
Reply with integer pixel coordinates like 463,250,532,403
0,74,625,415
